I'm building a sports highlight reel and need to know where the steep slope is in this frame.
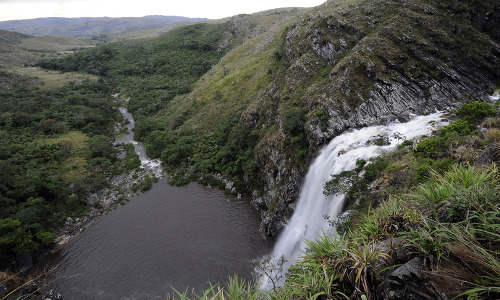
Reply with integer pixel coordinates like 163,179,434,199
147,0,500,236
38,0,500,237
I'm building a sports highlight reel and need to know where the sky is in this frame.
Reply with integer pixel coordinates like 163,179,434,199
0,0,326,21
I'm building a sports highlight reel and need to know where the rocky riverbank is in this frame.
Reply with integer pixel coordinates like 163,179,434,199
55,100,165,246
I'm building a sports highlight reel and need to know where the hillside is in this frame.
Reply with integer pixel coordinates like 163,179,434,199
0,16,206,41
1,0,499,298
0,29,91,68
38,0,500,238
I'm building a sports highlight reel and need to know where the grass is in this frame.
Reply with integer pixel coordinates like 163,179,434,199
172,100,500,300
18,35,90,51
33,131,89,181
0,29,92,68
12,67,97,88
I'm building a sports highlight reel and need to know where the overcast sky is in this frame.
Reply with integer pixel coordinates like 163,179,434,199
0,0,326,21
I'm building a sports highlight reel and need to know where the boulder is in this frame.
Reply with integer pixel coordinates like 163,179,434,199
376,256,448,300
476,142,500,164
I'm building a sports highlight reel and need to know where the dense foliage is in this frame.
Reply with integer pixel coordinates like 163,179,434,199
0,71,119,267
38,21,267,188
38,22,230,116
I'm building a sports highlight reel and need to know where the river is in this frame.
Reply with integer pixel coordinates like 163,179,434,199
44,105,273,299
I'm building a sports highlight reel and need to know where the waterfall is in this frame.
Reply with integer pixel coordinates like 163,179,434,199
260,112,447,288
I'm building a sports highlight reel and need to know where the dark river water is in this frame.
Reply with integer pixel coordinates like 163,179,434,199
45,179,272,299
42,103,273,299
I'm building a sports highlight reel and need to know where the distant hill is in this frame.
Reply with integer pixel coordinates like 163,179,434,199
38,1,500,240
0,16,207,39
0,29,91,67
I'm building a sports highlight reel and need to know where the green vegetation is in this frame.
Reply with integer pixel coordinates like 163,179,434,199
37,19,277,188
39,0,499,201
119,144,141,174
164,101,500,300
13,0,498,296
0,70,119,267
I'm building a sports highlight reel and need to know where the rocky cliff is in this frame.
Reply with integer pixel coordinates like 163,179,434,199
38,0,500,238
235,0,500,236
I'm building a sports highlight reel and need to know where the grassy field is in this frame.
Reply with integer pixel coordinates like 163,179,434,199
0,29,92,68
19,35,90,51
12,66,97,88
34,131,90,180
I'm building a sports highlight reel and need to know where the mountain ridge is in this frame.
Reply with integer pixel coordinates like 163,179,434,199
35,0,500,238
0,15,207,39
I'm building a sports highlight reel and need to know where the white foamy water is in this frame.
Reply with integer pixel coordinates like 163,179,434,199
490,91,500,101
112,93,163,174
117,107,163,176
260,112,447,288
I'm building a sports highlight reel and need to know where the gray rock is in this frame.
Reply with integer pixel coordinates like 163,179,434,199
376,256,449,300
476,142,500,164
225,181,234,190
245,5,499,238
391,256,423,278
476,145,493,165
367,238,410,274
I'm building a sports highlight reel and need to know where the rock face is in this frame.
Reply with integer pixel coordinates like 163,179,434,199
476,141,500,164
376,256,449,300
250,0,500,237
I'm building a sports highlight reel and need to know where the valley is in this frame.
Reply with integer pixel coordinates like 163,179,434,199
0,0,499,299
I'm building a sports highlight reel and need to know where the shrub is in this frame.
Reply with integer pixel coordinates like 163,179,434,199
456,101,496,123
440,119,475,137
140,175,152,192
415,137,441,158
487,128,500,141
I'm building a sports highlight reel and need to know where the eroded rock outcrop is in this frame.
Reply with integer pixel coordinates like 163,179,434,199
251,0,500,237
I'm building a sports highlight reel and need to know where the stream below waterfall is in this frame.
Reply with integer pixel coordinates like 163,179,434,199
42,105,273,299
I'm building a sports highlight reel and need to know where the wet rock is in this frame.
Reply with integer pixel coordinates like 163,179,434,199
225,181,234,191
231,187,237,195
